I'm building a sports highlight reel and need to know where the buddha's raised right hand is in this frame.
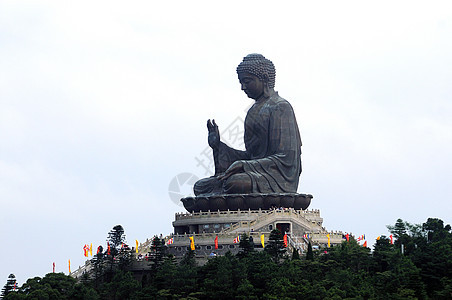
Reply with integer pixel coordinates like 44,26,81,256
207,119,220,149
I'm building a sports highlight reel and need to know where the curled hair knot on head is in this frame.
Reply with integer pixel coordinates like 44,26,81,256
236,53,276,89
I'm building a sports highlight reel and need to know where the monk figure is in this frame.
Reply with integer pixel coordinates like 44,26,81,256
194,54,302,196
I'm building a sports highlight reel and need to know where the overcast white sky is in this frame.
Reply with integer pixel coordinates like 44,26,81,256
1,0,452,284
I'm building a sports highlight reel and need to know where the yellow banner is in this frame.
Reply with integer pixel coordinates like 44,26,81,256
189,236,195,250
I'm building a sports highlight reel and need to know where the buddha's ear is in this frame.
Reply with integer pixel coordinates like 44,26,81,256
262,74,269,85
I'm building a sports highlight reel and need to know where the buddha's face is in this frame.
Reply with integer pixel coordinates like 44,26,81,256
238,72,264,100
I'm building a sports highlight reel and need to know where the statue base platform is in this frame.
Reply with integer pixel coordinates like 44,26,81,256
181,193,312,213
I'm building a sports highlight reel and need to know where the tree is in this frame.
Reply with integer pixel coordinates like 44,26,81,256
418,218,452,297
149,235,167,270
175,249,198,297
104,225,131,280
1,274,17,299
98,271,140,300
116,243,132,271
265,229,287,263
292,248,300,260
91,247,105,287
422,218,451,243
306,242,314,261
152,255,180,296
237,233,254,258
4,273,97,300
387,218,408,240
200,255,235,299
107,225,126,254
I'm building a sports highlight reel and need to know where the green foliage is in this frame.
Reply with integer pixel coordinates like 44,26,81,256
4,273,98,300
99,271,140,300
1,274,17,299
237,233,254,258
107,225,126,257
149,235,167,270
103,224,132,281
8,217,452,299
306,241,314,260
265,229,287,263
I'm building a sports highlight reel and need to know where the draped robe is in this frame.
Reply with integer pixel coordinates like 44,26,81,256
194,92,302,195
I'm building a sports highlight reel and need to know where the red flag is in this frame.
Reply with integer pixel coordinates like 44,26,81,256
283,234,288,247
214,235,218,250
97,246,102,254
346,233,349,242
53,262,55,273
363,241,367,247
390,235,393,244
107,242,111,255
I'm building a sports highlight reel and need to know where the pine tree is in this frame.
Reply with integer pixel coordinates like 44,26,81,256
107,225,126,253
306,241,314,260
149,235,166,270
237,233,254,258
264,229,286,263
176,250,198,297
292,248,300,260
1,274,17,299
105,225,128,280
91,247,105,287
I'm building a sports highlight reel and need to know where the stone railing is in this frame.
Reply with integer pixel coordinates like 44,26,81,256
175,209,269,221
167,231,271,246
175,208,319,220
70,260,92,279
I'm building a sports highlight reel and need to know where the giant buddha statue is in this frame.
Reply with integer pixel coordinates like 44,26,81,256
182,54,311,212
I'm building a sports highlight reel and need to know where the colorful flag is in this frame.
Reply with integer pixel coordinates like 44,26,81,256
166,238,174,245
136,240,139,253
376,236,381,240
327,234,330,248
363,241,367,247
189,236,195,250
53,262,55,273
390,234,393,244
107,242,111,255
13,282,17,291
260,234,265,248
83,244,89,257
233,235,241,244
346,233,350,242
304,233,310,239
214,236,218,250
97,245,102,254
90,243,93,256
68,259,71,274
283,234,288,247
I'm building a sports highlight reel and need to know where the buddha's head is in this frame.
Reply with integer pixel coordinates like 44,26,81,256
236,54,276,100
